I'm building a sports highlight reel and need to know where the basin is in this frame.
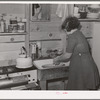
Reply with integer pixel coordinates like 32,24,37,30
33,59,70,69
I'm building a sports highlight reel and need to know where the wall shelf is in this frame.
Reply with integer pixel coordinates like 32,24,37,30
0,32,27,36
79,18,100,22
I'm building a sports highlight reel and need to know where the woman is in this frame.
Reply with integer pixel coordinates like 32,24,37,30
53,16,100,90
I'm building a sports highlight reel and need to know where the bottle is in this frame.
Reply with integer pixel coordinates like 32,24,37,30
36,44,38,59
31,43,37,60
0,15,6,33
36,41,42,58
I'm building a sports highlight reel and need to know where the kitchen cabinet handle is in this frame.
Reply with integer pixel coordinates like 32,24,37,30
49,33,53,37
10,37,14,42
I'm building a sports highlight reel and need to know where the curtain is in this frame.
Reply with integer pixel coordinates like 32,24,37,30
56,4,74,21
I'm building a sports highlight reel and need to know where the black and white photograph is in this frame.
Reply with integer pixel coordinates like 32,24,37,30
0,1,100,99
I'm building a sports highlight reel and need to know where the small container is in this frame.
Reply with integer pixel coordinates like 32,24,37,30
10,18,17,24
18,22,25,33
8,24,18,33
8,25,13,33
17,18,26,33
12,24,18,33
9,18,18,33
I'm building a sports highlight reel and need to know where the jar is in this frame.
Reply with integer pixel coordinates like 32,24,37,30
17,22,25,33
10,18,17,24
8,24,18,33
17,18,26,33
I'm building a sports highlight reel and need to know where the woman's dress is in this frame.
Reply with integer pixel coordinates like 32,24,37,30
66,30,100,90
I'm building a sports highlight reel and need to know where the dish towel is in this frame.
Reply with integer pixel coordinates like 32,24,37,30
56,4,74,21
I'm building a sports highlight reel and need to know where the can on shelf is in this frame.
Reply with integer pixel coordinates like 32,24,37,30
17,18,26,33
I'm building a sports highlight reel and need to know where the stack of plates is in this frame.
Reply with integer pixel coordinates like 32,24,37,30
87,13,99,19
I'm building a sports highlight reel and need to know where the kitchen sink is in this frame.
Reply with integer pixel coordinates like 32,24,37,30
33,59,70,69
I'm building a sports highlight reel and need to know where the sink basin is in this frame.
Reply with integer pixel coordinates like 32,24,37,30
33,59,70,69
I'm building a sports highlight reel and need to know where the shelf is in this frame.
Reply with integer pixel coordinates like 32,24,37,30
0,32,27,36
79,18,100,22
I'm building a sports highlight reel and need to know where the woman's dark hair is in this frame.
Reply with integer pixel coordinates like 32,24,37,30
61,16,81,32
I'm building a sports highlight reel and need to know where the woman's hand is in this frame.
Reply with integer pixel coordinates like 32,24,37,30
53,56,61,65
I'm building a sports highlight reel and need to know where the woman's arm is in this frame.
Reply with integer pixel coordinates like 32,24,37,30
53,52,72,64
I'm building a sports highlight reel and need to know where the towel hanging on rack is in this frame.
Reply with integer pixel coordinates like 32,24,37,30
56,4,74,21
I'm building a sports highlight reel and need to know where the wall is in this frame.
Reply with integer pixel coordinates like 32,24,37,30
0,4,25,15
30,4,65,57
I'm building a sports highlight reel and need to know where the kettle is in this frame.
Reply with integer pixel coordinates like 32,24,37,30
16,46,33,69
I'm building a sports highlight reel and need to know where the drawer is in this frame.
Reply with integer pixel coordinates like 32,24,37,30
30,31,61,40
0,35,25,43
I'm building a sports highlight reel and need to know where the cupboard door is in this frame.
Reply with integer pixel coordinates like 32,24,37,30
80,22,93,37
30,21,61,40
92,22,100,74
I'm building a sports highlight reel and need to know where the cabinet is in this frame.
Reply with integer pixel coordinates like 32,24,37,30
0,4,29,66
38,66,69,90
29,4,62,41
79,20,100,74
92,22,100,74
